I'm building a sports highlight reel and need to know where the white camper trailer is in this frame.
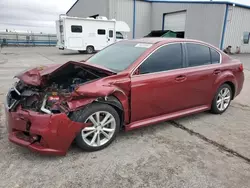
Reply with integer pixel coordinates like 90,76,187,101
56,15,130,53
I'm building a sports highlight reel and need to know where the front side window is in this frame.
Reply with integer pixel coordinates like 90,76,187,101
71,25,82,33
243,32,250,44
116,32,124,39
187,43,211,67
87,42,150,72
98,29,106,35
139,43,183,74
210,48,220,64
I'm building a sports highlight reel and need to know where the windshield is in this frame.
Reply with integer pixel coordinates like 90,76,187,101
87,42,152,72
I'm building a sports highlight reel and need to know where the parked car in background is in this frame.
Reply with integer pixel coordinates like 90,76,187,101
144,30,185,38
5,38,244,155
56,15,130,54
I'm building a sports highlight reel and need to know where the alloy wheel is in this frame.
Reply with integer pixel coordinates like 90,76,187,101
216,87,231,111
81,111,116,147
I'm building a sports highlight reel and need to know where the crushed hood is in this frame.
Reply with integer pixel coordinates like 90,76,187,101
15,61,115,86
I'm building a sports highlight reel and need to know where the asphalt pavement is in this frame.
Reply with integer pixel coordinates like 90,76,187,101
0,47,249,188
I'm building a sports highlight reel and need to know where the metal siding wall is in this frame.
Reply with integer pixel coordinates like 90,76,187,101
109,0,134,39
135,0,152,38
67,0,109,18
151,3,225,47
224,6,250,53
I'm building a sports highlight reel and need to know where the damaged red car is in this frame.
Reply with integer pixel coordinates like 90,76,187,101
5,38,244,155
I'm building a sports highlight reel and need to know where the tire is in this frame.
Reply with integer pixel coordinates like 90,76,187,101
75,103,120,151
211,84,232,114
86,46,94,54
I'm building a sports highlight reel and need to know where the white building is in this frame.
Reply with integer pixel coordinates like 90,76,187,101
66,0,250,53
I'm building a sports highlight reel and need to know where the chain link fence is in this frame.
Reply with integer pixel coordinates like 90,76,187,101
0,32,57,46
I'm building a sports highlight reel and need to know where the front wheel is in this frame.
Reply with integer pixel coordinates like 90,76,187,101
75,104,120,151
211,84,232,114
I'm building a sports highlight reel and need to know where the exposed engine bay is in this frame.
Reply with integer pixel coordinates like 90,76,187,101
6,63,110,114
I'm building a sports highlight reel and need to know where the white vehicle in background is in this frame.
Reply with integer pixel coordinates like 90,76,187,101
56,15,130,54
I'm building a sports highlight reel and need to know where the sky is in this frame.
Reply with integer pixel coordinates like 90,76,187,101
0,0,76,34
0,0,250,34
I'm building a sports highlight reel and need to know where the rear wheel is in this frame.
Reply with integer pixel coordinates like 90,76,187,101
86,46,94,54
211,84,232,114
75,103,120,151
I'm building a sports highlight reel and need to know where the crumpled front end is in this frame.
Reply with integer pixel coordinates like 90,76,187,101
5,61,130,155
6,105,85,155
5,61,113,155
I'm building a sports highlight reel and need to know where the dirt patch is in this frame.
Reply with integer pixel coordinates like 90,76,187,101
0,103,7,140
0,58,8,64
1,53,18,56
169,120,250,164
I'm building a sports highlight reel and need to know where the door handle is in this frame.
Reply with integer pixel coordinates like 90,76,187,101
214,69,221,75
175,75,187,82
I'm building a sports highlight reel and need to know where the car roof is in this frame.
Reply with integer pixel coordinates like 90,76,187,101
127,37,207,45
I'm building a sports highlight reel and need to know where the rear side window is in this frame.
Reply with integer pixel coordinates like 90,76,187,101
210,48,220,64
71,25,82,33
139,43,183,74
187,43,211,67
98,29,106,35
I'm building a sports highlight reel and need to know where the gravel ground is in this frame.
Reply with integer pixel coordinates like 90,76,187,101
0,47,250,188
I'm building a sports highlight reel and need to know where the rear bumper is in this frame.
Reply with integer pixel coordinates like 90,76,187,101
6,106,85,156
235,71,244,98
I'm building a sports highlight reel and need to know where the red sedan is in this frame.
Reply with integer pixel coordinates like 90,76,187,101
5,38,244,155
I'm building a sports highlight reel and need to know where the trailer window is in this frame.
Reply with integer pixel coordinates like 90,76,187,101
71,25,82,33
109,30,113,38
98,29,106,35
243,32,250,44
60,25,63,33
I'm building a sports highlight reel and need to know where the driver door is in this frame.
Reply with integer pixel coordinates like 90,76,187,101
130,43,187,122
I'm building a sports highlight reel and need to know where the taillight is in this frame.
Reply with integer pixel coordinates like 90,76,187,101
239,64,244,72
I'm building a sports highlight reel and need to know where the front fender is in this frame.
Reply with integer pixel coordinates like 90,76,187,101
68,83,130,123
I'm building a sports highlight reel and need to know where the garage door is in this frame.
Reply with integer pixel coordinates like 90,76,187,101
164,11,187,32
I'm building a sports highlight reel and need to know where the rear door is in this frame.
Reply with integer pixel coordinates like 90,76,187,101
97,29,108,49
164,11,187,32
182,43,222,108
67,25,84,50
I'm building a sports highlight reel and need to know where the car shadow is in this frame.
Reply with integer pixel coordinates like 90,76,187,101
59,51,97,56
12,111,212,159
